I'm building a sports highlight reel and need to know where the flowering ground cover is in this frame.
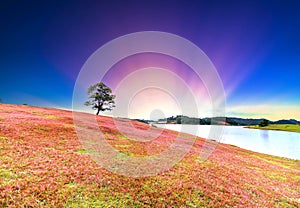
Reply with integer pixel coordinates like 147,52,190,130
0,104,299,207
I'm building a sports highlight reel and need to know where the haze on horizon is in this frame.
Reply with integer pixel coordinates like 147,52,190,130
0,0,299,120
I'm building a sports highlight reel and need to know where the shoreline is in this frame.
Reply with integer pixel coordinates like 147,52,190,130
245,124,300,133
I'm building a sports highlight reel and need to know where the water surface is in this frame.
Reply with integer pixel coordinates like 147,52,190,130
156,124,300,160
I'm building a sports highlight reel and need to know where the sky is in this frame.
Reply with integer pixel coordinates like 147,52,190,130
0,0,300,120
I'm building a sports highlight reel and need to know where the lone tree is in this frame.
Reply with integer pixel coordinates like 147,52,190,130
85,82,116,115
259,119,269,127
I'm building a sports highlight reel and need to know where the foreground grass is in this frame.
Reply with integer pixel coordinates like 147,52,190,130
246,124,300,133
0,104,299,207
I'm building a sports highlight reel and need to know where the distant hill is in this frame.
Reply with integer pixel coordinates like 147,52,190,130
272,119,300,125
226,117,264,126
158,115,300,126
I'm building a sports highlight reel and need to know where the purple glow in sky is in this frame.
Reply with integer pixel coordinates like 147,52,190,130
102,53,210,119
72,31,225,121
1,0,300,120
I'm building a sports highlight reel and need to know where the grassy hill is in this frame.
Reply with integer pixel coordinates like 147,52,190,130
246,124,300,133
0,104,299,207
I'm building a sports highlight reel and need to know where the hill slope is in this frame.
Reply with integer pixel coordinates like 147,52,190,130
0,104,299,207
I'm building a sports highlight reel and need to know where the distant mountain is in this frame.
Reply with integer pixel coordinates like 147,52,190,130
227,117,264,126
153,115,300,126
272,119,300,125
179,116,266,126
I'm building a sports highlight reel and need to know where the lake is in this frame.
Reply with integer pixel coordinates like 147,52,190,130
156,124,300,160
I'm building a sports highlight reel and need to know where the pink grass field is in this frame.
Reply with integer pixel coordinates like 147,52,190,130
0,104,299,207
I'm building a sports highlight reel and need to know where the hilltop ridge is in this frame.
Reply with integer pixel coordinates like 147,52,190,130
149,115,300,126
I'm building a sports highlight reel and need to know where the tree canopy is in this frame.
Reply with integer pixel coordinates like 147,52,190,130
259,119,269,127
84,82,115,115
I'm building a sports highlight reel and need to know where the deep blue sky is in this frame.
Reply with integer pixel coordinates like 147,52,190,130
0,0,299,119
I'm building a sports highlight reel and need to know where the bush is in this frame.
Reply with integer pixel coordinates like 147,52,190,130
259,119,269,127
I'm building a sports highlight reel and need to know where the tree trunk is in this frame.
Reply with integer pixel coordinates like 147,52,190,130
96,108,100,115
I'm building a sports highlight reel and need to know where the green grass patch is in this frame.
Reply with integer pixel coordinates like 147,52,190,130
246,124,300,133
63,188,134,208
0,168,19,179
75,149,89,154
44,115,60,119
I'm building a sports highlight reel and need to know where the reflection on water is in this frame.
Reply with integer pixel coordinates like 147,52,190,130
260,130,269,139
157,124,300,160
260,130,270,151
